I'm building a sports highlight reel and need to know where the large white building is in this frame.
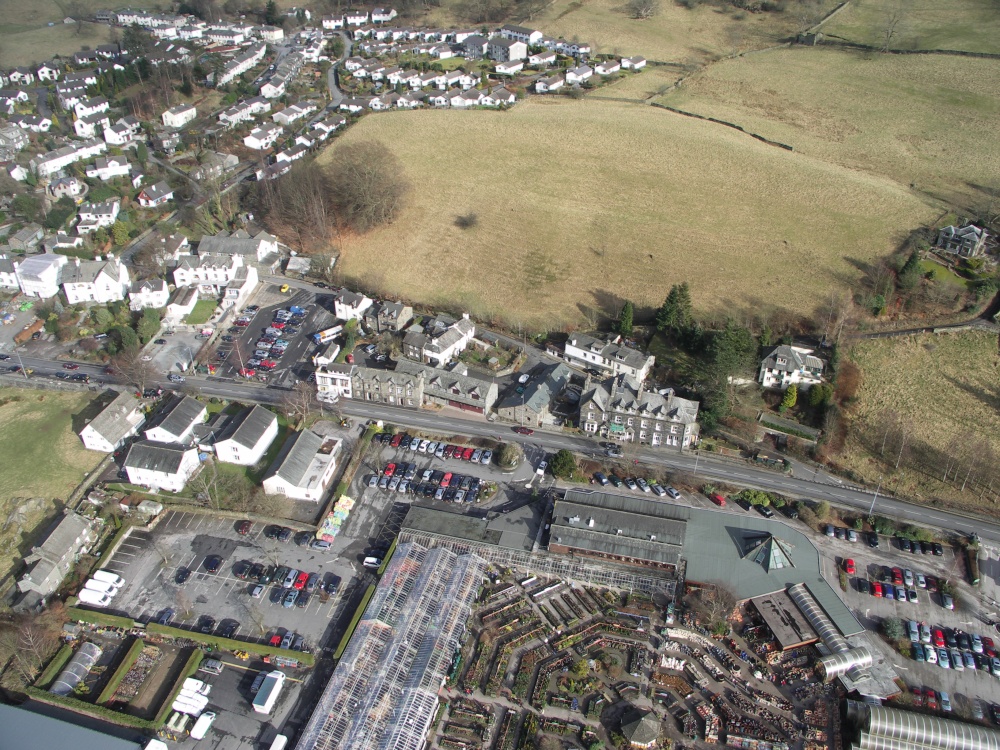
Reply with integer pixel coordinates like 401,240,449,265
758,345,824,391
244,122,283,150
129,278,170,310
79,390,146,452
123,441,201,492
213,405,278,465
76,199,121,234
563,333,654,382
162,103,197,128
86,155,132,181
331,288,373,322
172,253,243,291
262,430,341,502
14,253,68,298
61,255,131,305
216,42,267,86
144,395,208,445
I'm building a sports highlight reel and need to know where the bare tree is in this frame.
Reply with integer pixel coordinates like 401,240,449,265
131,237,175,280
111,348,157,393
879,2,907,52
324,140,411,233
626,0,661,18
282,381,319,428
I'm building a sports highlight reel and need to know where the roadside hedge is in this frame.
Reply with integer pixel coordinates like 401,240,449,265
97,638,145,705
66,607,136,629
96,523,135,568
334,583,376,659
153,649,204,727
35,643,75,689
25,687,156,730
376,537,398,576
144,623,315,667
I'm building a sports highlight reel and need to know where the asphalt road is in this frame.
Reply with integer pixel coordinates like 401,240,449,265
10,351,997,543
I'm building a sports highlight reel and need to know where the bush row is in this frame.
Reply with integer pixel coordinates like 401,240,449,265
25,686,156,730
66,607,136,629
334,583,376,659
144,623,315,667
35,643,75,689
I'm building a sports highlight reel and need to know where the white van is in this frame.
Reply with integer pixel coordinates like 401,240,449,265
190,711,217,740
92,569,125,587
77,589,112,607
84,578,119,596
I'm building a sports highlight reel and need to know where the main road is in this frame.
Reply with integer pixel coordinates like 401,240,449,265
10,351,999,544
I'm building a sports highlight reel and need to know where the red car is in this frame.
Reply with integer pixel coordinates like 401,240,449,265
441,472,453,488
926,691,938,711
844,559,855,575
911,687,923,707
293,571,309,590
271,321,286,329
462,447,475,461
390,434,403,448
63,363,80,370
443,445,456,458
513,426,534,435
891,567,903,586
709,493,727,506
239,368,256,378
384,463,396,477
237,520,252,535
926,575,938,593
269,634,282,647
260,359,278,369
872,582,883,598
932,628,945,648
983,637,997,657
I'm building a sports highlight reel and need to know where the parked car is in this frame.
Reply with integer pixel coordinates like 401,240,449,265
282,590,298,608
665,487,681,500
513,426,534,435
237,520,252,535
204,555,222,573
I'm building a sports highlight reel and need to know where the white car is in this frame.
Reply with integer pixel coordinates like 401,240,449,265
418,439,430,453
517,373,530,384
903,569,914,587
665,487,681,500
536,460,547,476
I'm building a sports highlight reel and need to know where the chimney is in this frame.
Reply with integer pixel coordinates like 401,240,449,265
74,257,81,266
587,518,595,527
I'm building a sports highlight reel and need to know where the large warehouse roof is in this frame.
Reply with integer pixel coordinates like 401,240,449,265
847,700,1000,750
0,704,144,750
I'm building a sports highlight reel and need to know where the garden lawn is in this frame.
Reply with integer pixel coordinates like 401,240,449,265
183,300,217,325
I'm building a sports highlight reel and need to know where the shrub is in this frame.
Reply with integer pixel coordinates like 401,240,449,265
881,617,904,640
550,449,577,479
36,643,75,688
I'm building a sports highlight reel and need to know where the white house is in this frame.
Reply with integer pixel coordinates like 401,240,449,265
272,102,317,126
173,253,243,291
216,42,266,86
315,363,355,402
487,37,527,62
79,390,146,452
62,255,131,304
213,405,278,465
262,430,341,502
332,288,373,322
17,511,96,598
563,333,654,381
165,285,199,322
123,441,201,492
535,75,564,93
137,181,174,208
371,7,398,23
86,155,132,181
494,60,524,75
758,345,824,390
10,115,51,133
621,56,646,69
498,24,544,45
528,50,557,66
74,96,109,120
594,59,620,75
402,314,476,367
345,10,369,25
218,96,271,127
565,65,593,84
76,199,121,234
74,112,111,139
0,255,19,290
198,229,278,262
31,139,107,177
259,25,284,42
162,103,197,128
144,395,208,444
14,253,68,298
222,264,258,311
37,62,61,82
48,176,84,200
129,278,170,310
244,122,283,150
322,14,344,29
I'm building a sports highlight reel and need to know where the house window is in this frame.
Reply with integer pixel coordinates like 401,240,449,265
639,431,646,440
627,418,633,426
614,416,622,424
640,420,647,429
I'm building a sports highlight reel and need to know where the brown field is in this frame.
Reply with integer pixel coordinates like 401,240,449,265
0,388,104,583
839,331,1000,514
317,96,935,328
657,48,1000,209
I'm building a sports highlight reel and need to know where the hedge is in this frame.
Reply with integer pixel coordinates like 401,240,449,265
334,583,376,659
97,523,134,568
66,607,136,629
153,648,204,727
376,536,398,576
97,638,145,705
25,686,156,730
144,623,315,667
35,643,74,689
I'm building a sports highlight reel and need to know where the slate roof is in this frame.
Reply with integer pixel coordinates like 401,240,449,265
567,333,650,372
82,389,142,444
140,180,173,202
621,708,659,745
499,362,572,413
131,278,167,295
124,440,193,474
217,405,276,449
197,229,276,257
144,395,206,440
267,429,325,486
61,257,125,286
761,345,824,375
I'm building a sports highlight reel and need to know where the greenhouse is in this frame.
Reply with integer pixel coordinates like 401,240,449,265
847,700,1000,750
50,641,102,696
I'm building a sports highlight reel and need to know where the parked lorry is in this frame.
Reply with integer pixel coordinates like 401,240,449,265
311,325,343,345
13,319,43,344
92,570,125,587
252,671,286,714
77,589,113,607
190,711,217,740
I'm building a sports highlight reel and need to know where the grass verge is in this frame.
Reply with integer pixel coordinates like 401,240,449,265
35,643,74,689
334,583,376,660
96,638,145,705
376,536,398,576
66,607,136,629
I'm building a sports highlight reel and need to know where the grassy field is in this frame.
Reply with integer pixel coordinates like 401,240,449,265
840,331,1000,514
0,388,104,583
821,0,1000,54
0,22,113,68
658,48,1000,208
183,300,217,326
318,97,934,328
